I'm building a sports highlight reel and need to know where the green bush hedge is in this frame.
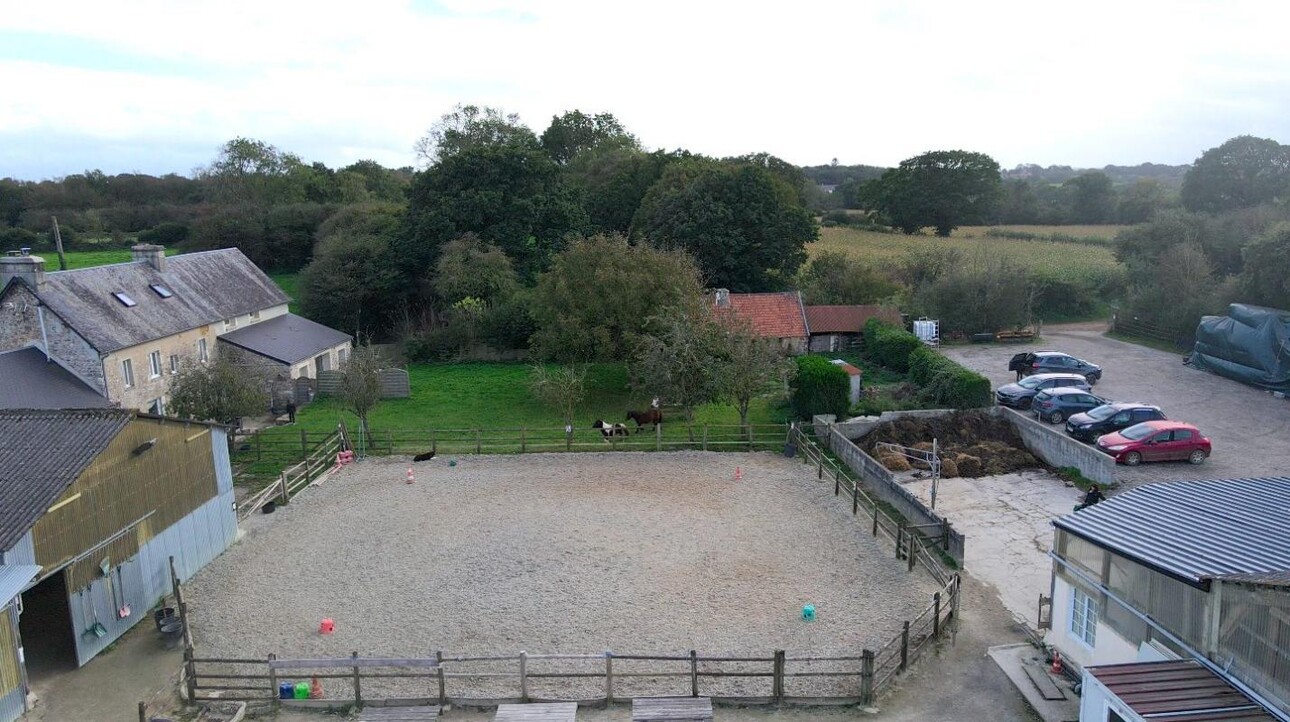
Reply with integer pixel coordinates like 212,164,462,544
790,355,851,419
863,318,922,372
867,319,991,408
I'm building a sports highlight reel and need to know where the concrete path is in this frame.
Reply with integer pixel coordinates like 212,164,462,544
902,470,1082,629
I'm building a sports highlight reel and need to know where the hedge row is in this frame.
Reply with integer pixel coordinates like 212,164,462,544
865,319,992,409
790,355,851,419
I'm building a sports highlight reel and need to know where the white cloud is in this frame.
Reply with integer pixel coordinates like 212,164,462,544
3,0,1290,178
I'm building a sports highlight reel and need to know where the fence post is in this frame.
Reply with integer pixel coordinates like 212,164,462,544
138,701,147,722
908,533,917,572
941,519,950,551
933,593,942,637
655,422,661,452
183,647,196,702
352,651,362,708
278,472,289,505
520,650,529,702
520,427,527,453
702,425,708,451
896,522,905,559
689,649,699,697
475,429,482,455
268,653,278,705
818,456,823,480
386,429,393,455
872,504,879,537
566,425,573,451
852,480,859,514
606,652,614,705
860,649,874,705
899,621,910,671
772,649,785,702
833,469,839,496
256,432,262,461
300,429,308,460
436,650,445,705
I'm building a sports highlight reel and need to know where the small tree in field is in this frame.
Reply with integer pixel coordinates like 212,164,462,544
529,363,587,430
631,307,725,439
168,358,267,426
715,321,794,434
340,347,383,445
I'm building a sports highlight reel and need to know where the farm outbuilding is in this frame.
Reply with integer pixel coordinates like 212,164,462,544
0,409,236,722
806,305,902,353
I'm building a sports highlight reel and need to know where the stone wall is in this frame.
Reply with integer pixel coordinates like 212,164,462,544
0,284,106,393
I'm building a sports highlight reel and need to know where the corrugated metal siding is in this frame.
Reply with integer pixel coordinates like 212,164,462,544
1,533,35,567
0,686,24,722
66,490,236,667
1055,477,1290,584
212,428,232,496
1218,583,1290,717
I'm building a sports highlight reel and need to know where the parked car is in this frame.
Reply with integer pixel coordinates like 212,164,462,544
995,373,1092,410
1096,420,1211,466
1031,388,1109,424
1008,351,1103,385
1065,403,1166,443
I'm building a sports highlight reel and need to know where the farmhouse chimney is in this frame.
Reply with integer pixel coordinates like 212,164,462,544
1,250,46,291
714,288,730,308
131,243,166,272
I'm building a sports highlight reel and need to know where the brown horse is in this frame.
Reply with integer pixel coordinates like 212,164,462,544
626,408,663,433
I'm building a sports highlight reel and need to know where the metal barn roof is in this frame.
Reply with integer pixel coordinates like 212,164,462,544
1054,477,1290,585
0,347,110,409
0,565,41,603
217,313,352,365
0,409,131,551
1088,660,1277,721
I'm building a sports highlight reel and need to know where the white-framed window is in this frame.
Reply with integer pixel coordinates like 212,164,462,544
169,354,180,374
224,317,238,332
250,310,261,323
121,358,135,389
1071,587,1098,647
149,398,165,416
197,338,209,363
148,351,162,379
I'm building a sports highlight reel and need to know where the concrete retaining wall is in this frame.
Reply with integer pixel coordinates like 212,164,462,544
817,423,966,564
996,407,1116,486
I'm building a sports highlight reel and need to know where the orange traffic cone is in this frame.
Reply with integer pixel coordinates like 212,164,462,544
734,466,742,481
406,467,415,484
1050,651,1063,675
310,676,323,698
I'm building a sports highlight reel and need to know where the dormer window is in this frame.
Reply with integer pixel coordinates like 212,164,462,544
150,284,173,298
113,292,137,307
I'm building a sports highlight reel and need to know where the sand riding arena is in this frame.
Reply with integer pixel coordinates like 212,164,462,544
183,451,949,702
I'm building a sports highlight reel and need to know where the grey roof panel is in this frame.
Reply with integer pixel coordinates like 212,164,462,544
0,347,110,409
29,249,289,353
216,313,351,365
1054,477,1290,584
0,565,41,601
0,409,131,550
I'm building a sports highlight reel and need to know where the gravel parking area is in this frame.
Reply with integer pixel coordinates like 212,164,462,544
942,322,1290,487
186,452,939,699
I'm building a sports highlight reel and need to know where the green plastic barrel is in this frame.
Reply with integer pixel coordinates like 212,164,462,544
294,681,309,699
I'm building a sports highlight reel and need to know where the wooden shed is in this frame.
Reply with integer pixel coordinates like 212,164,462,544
0,409,236,722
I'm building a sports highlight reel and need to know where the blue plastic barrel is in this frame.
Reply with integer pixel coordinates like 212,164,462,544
279,682,294,699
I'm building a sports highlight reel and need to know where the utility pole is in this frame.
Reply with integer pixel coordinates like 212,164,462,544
51,216,68,270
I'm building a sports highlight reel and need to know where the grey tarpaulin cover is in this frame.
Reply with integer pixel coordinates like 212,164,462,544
1190,304,1290,393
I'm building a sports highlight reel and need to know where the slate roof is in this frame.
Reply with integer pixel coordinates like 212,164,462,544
1054,477,1290,586
0,409,131,551
805,305,901,334
6,249,289,353
0,347,110,409
1087,660,1276,721
217,313,352,365
714,292,808,339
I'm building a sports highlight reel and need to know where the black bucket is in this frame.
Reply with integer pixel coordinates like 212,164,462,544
154,607,176,631
160,620,185,649
262,500,277,514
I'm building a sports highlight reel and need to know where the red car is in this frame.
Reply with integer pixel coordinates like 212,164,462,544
1096,420,1211,466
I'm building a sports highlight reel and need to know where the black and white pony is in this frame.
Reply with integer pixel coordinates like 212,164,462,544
592,419,630,440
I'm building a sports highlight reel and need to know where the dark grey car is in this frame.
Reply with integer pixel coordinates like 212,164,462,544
1031,387,1109,424
995,373,1093,410
1065,403,1166,443
1008,351,1103,385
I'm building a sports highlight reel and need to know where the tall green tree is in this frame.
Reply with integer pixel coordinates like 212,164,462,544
299,204,408,339
432,233,520,307
864,150,1002,236
400,143,589,281
796,250,900,305
1241,222,1290,310
567,148,676,234
1063,172,1116,224
1181,135,1290,213
632,160,817,291
167,357,266,426
414,104,538,166
529,234,704,363
540,110,639,165
200,137,308,206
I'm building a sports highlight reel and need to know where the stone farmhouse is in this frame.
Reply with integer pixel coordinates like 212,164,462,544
0,245,351,414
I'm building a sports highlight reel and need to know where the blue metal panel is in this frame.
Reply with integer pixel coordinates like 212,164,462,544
0,567,40,605
0,686,25,722
0,534,35,568
212,428,233,495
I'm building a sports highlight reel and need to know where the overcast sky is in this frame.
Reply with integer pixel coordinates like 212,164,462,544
3,0,1289,180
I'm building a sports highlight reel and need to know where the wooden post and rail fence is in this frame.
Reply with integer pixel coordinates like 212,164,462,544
180,574,958,709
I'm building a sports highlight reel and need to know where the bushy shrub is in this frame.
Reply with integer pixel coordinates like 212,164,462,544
137,221,190,246
922,365,992,408
790,355,850,419
0,227,44,251
863,318,922,372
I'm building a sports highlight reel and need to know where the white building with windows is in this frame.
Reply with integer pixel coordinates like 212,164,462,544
1047,477,1290,720
0,245,351,414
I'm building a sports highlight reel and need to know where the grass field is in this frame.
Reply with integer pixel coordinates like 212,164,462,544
810,225,1126,286
49,248,176,270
